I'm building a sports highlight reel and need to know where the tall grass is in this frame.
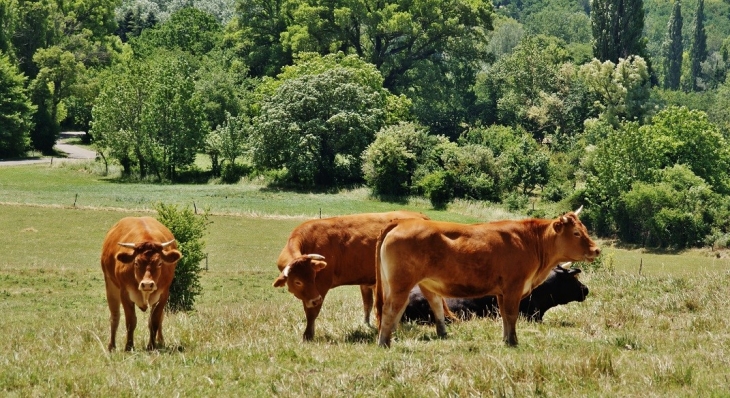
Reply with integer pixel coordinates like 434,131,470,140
1,164,729,396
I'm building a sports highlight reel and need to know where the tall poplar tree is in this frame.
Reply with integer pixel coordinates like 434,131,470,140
663,0,683,90
689,0,707,91
591,0,647,63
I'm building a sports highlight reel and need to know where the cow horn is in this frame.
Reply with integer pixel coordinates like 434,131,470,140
574,205,583,215
305,254,325,260
558,262,572,269
282,265,291,278
161,239,176,248
118,242,136,248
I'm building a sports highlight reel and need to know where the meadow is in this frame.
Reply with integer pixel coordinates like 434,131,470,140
1,161,729,397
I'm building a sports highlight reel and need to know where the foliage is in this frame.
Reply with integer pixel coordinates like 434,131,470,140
591,0,648,63
689,0,707,91
578,56,652,126
0,52,34,158
662,0,683,90
415,141,501,207
475,35,582,138
251,53,389,187
361,122,442,197
132,7,223,57
582,106,730,238
154,202,208,312
90,51,208,180
617,165,716,247
205,111,250,178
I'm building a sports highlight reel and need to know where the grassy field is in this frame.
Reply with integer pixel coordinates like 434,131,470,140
1,161,729,397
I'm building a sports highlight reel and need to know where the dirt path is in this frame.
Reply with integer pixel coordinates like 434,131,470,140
0,132,96,166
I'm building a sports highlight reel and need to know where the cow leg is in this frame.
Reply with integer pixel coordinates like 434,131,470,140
147,292,168,350
360,285,374,326
497,294,521,346
302,302,323,341
377,288,410,348
419,286,448,338
104,276,121,351
120,293,137,351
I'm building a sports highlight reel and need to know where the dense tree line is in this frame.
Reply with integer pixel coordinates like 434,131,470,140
2,0,730,249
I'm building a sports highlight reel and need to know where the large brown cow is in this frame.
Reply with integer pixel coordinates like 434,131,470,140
375,207,599,347
101,217,182,351
273,211,429,341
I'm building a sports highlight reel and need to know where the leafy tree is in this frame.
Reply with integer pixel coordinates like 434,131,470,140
133,7,222,57
11,0,60,79
475,35,586,139
578,55,651,126
617,165,716,248
228,0,291,77
252,62,387,187
32,46,84,133
689,0,706,91
195,48,251,132
205,112,250,179
361,122,443,197
581,106,730,235
486,17,524,60
591,0,648,63
91,51,208,179
0,53,35,158
0,0,16,57
662,0,682,90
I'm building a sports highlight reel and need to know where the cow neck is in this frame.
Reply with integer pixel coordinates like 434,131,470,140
529,218,559,278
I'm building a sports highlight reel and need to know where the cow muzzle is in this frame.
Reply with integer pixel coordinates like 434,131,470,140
305,296,323,308
139,280,157,292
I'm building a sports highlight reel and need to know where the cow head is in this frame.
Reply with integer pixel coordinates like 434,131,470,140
537,265,590,304
116,240,181,305
552,206,601,262
273,254,327,308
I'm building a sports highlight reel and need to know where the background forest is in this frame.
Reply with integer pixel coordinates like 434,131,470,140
2,0,730,249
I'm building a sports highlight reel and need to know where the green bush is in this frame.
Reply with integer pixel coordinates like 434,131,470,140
154,203,208,312
418,171,454,209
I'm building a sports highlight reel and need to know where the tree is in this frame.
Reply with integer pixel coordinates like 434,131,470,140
689,0,707,91
0,52,35,158
205,112,250,179
590,0,648,63
662,0,682,90
228,0,291,77
91,51,208,180
475,35,586,139
133,7,222,57
252,65,387,186
578,55,651,126
361,122,443,197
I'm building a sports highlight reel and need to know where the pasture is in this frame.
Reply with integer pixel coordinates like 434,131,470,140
1,161,729,396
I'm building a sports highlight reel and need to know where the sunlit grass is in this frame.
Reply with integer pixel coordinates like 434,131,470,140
1,164,729,395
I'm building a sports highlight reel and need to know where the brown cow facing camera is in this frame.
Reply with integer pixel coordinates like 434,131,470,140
273,211,429,341
101,217,182,351
375,207,600,347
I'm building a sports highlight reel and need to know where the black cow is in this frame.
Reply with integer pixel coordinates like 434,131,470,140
402,266,589,323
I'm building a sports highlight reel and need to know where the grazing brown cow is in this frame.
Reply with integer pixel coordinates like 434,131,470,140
375,207,599,347
101,217,182,351
273,211,429,341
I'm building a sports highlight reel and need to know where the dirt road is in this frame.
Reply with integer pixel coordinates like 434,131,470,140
0,132,96,166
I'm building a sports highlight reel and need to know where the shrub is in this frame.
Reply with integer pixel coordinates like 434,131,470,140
418,171,454,209
154,202,208,312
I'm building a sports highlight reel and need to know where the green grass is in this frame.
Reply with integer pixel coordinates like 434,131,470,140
1,162,729,396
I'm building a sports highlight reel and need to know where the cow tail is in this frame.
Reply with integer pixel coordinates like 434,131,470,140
443,300,457,322
374,220,401,329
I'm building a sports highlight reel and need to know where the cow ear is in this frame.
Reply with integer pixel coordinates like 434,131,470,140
273,274,287,287
553,218,565,234
161,249,182,264
311,259,327,272
116,252,135,264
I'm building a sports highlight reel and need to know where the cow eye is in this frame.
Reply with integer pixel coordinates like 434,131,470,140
573,231,581,237
294,280,303,287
